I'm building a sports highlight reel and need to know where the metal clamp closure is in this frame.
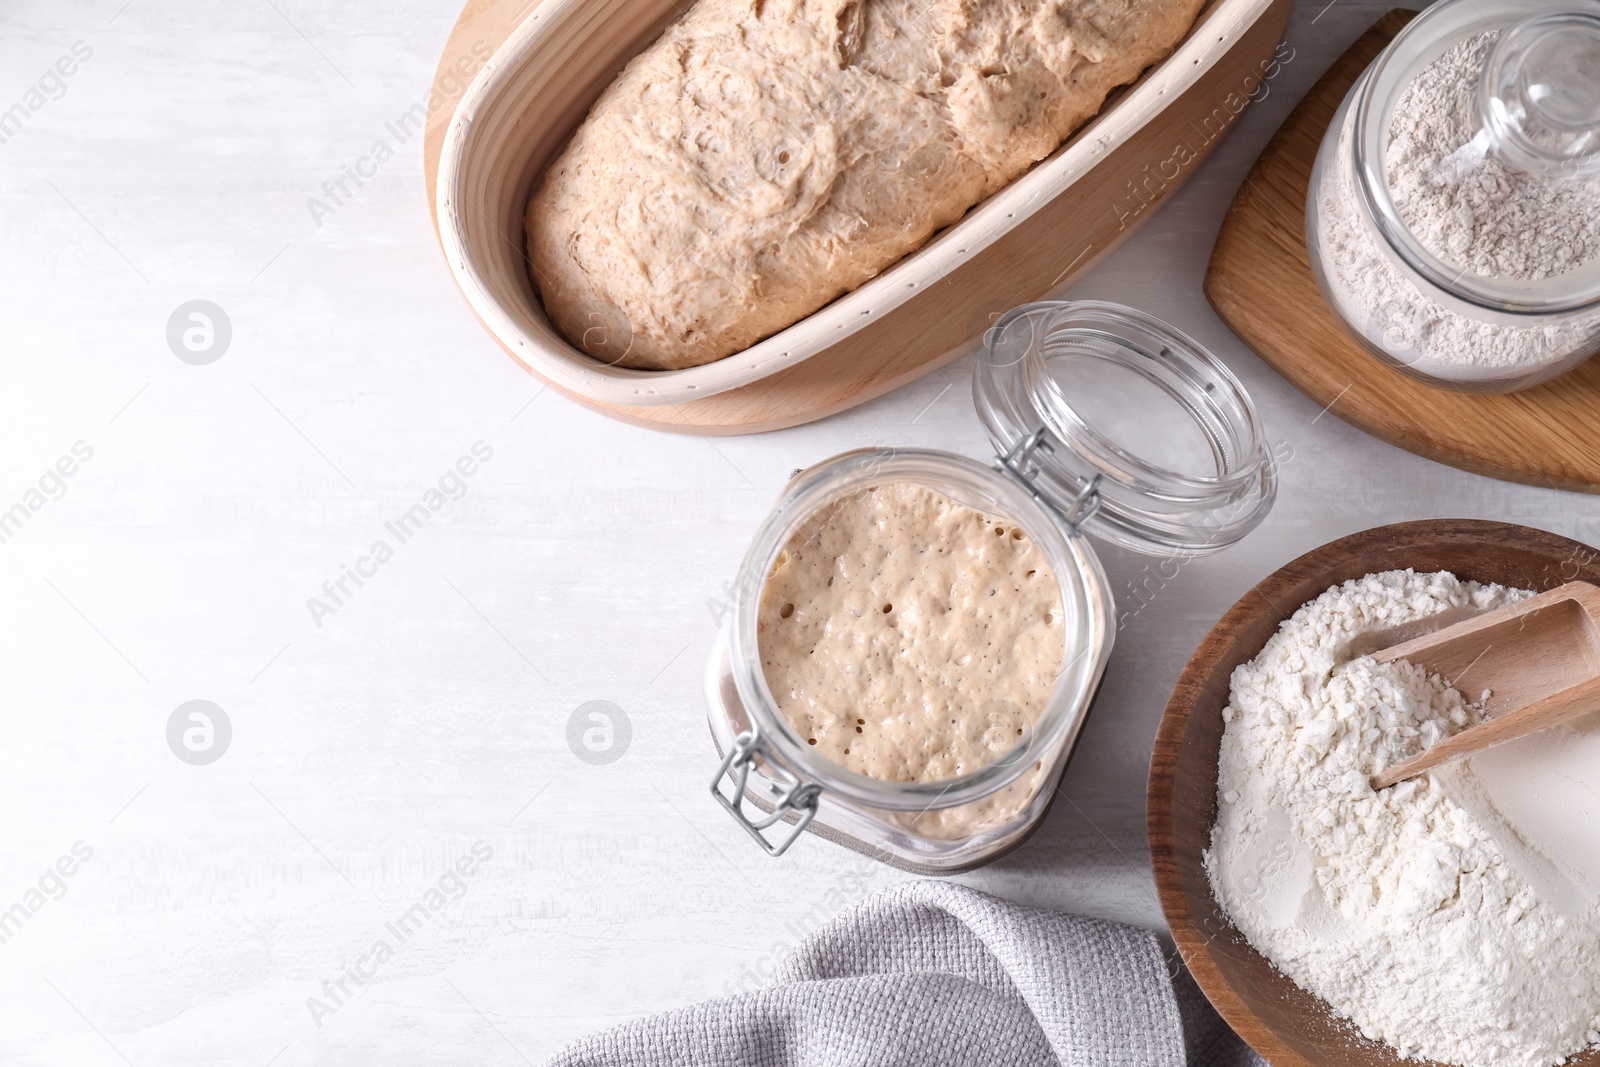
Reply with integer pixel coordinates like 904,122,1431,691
997,428,1102,532
710,730,821,857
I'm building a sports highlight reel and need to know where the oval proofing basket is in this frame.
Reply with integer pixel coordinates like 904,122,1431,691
433,0,1292,432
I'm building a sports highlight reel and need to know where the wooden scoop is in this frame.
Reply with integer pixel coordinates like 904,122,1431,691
1369,581,1600,790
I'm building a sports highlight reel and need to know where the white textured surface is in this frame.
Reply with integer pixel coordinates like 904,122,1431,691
0,1,1593,1064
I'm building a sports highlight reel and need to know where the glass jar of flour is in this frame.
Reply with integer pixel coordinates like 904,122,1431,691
705,302,1277,871
1306,0,1600,392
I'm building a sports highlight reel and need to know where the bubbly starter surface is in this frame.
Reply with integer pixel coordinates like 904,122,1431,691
757,483,1065,788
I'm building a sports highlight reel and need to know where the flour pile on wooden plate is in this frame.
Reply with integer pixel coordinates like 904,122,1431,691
1206,570,1600,1067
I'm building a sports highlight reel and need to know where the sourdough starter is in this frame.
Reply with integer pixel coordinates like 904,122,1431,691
757,483,1064,836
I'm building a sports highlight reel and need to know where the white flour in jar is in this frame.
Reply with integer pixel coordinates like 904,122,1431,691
1316,31,1600,375
1206,570,1600,1067
1388,33,1600,281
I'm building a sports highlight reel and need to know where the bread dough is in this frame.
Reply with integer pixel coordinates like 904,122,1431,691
526,0,1206,370
757,483,1065,837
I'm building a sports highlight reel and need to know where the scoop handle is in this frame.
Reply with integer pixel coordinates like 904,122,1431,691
1371,673,1600,790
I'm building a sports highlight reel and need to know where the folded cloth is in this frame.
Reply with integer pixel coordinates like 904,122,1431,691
545,881,1262,1067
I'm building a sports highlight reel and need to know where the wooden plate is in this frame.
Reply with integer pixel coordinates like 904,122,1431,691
424,0,1292,433
1147,518,1600,1067
1206,10,1600,493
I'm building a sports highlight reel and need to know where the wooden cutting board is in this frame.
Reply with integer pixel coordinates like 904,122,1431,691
1205,9,1600,494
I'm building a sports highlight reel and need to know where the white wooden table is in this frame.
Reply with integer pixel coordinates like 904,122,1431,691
1,1,1588,1063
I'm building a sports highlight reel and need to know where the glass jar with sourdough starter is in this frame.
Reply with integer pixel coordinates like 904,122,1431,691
706,301,1277,872
1306,0,1600,392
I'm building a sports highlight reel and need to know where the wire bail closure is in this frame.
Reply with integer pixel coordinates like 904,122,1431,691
710,729,821,856
996,428,1102,532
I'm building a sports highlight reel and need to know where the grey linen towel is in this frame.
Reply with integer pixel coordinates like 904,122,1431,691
546,880,1262,1067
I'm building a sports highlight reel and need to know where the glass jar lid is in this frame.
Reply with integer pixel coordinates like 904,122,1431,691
973,300,1276,556
1354,0,1600,315
1480,10,1600,179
